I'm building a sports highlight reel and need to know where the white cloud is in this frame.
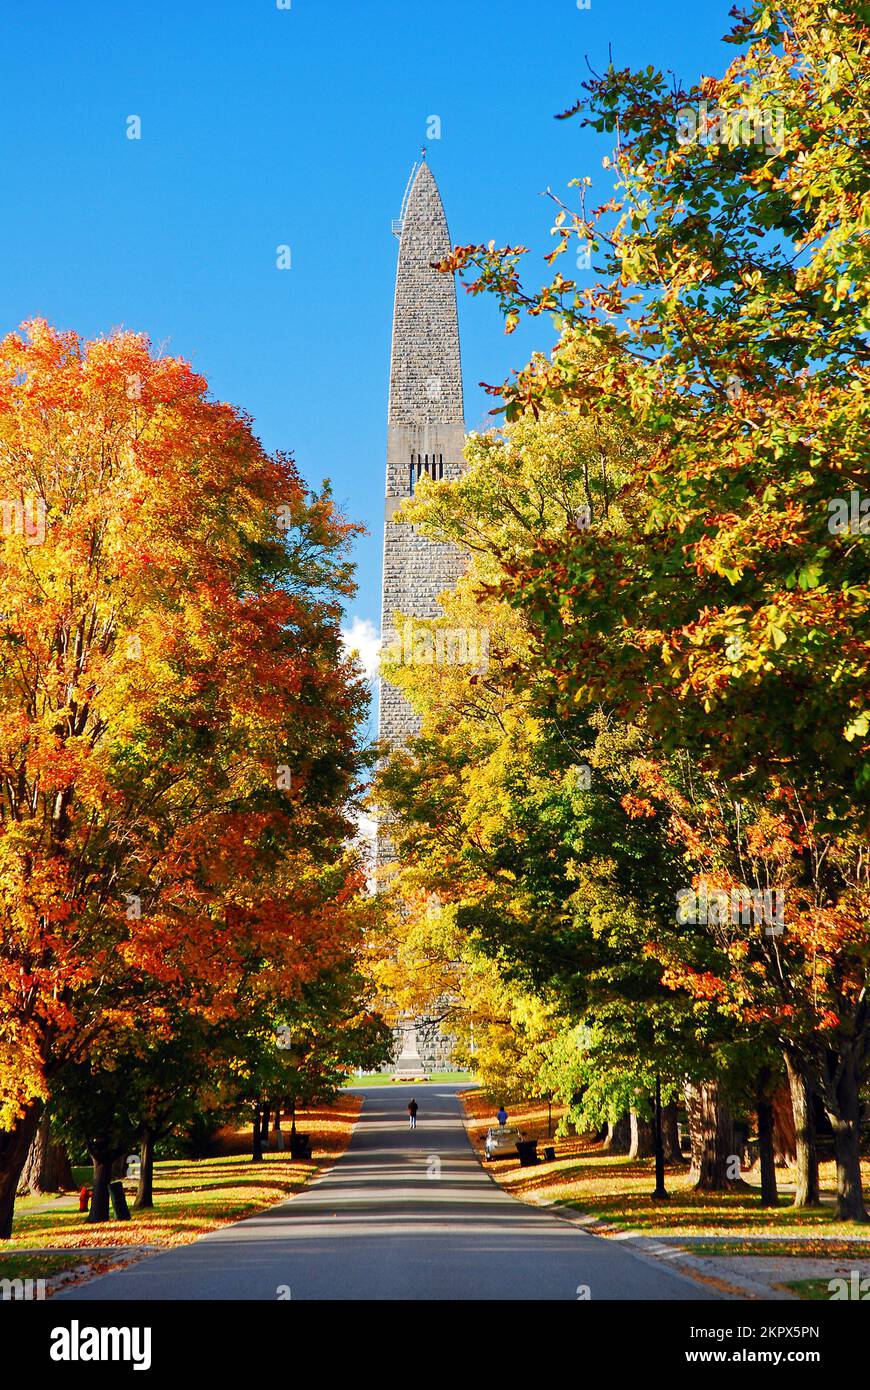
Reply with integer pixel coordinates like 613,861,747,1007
341,615,381,683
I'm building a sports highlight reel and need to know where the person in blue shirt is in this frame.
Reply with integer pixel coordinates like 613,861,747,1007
496,1106,508,1127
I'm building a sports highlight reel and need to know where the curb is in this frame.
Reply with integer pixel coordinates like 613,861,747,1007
47,1102,364,1298
455,1093,738,1300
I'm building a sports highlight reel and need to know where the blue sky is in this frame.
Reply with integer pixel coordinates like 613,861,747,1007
0,0,737,730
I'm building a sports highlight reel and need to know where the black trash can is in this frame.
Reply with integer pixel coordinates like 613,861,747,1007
543,1145,556,1163
290,1132,312,1160
515,1139,538,1167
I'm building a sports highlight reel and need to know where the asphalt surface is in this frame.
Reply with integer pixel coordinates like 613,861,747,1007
57,1084,717,1301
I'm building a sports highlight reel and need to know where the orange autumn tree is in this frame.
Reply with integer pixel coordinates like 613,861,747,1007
630,754,870,1220
0,320,368,1235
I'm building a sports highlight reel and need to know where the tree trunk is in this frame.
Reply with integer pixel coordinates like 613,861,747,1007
601,1114,630,1154
772,1085,797,1166
629,1107,656,1160
756,1070,778,1207
252,1108,264,1163
17,1110,49,1195
662,1102,684,1162
89,1156,113,1223
0,1101,43,1239
685,1080,737,1190
259,1106,270,1142
822,1047,868,1223
830,1113,866,1222
17,1111,73,1196
135,1127,155,1210
784,1051,820,1206
43,1136,73,1191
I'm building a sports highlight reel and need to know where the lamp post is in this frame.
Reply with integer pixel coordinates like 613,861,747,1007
276,1027,303,1153
652,1073,669,1201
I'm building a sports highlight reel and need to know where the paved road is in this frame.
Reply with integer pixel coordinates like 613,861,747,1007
58,1085,716,1301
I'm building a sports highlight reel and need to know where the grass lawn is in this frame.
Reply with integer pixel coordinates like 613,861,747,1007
346,1071,473,1087
783,1279,844,1300
5,1094,361,1288
460,1091,870,1256
0,1250,106,1283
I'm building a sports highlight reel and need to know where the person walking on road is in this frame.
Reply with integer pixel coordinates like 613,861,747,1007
408,1098,418,1130
496,1105,508,1127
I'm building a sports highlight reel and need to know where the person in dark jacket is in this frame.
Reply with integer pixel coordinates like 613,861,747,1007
408,1098,419,1130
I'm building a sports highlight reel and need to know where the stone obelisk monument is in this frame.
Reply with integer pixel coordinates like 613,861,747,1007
378,158,466,755
375,161,465,1075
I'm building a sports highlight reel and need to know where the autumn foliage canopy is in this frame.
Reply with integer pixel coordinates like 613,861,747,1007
0,320,367,1140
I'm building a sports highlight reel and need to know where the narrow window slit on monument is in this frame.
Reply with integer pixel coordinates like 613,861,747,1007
407,450,445,492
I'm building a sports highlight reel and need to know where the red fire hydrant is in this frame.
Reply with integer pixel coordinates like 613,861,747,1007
78,1186,90,1213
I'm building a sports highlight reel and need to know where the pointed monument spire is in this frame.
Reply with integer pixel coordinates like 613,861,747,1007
388,162,464,428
